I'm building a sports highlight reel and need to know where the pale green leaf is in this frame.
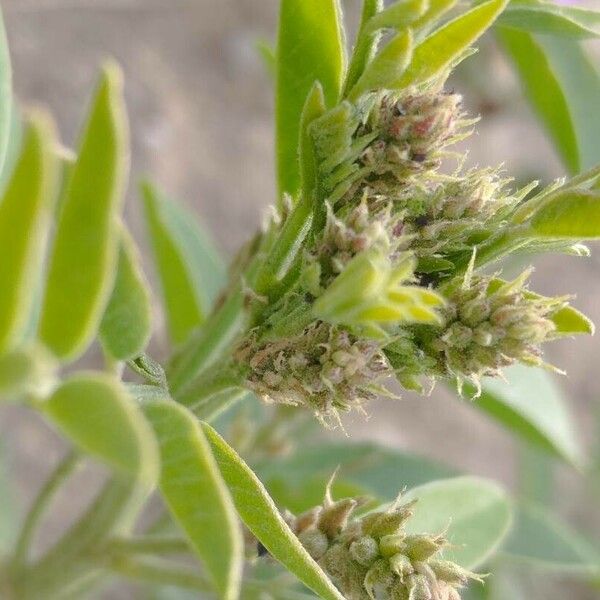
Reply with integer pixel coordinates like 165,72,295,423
348,29,414,100
343,0,383,96
499,28,579,173
403,476,513,569
100,227,152,361
276,0,345,198
529,190,600,238
44,372,159,486
397,0,509,88
255,40,276,79
201,423,346,600
473,365,584,467
254,441,455,512
499,0,600,39
142,182,225,346
0,99,23,194
503,503,600,573
0,9,12,175
0,344,55,403
143,399,243,600
39,63,129,361
0,113,58,354
363,0,428,34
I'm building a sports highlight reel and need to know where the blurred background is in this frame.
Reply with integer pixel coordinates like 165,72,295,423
0,0,599,598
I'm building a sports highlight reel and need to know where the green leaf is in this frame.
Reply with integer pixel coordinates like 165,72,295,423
0,344,55,403
363,0,428,34
0,9,12,175
276,0,345,199
501,31,600,174
503,502,600,573
299,82,326,215
397,0,509,88
411,0,459,36
142,182,225,346
529,190,600,238
0,99,23,194
402,476,513,570
348,29,414,100
498,28,579,174
201,423,346,600
0,113,58,354
143,399,243,600
100,227,152,361
39,63,129,361
343,0,383,96
472,365,584,467
44,372,159,486
498,0,600,39
255,40,276,79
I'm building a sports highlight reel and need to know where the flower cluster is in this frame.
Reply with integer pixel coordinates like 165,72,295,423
387,269,568,392
235,84,592,419
235,320,390,420
282,489,481,600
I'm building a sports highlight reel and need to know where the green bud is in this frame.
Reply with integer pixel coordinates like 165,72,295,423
349,535,380,567
404,533,446,562
379,534,406,558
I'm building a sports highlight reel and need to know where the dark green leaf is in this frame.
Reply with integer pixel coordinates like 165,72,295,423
499,28,579,173
276,0,345,199
142,182,225,346
39,63,129,361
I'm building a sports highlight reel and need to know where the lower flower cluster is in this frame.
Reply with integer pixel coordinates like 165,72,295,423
283,491,481,600
236,321,390,421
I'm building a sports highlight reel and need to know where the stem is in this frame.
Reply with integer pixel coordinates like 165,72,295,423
107,556,212,593
12,451,80,571
107,535,190,556
168,290,247,396
14,477,144,599
452,227,530,276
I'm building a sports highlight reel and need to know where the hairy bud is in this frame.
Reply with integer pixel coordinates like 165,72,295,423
279,488,482,600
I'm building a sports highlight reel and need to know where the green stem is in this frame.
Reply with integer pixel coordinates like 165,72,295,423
107,556,212,593
168,290,247,397
12,451,80,571
107,535,190,556
14,477,143,599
